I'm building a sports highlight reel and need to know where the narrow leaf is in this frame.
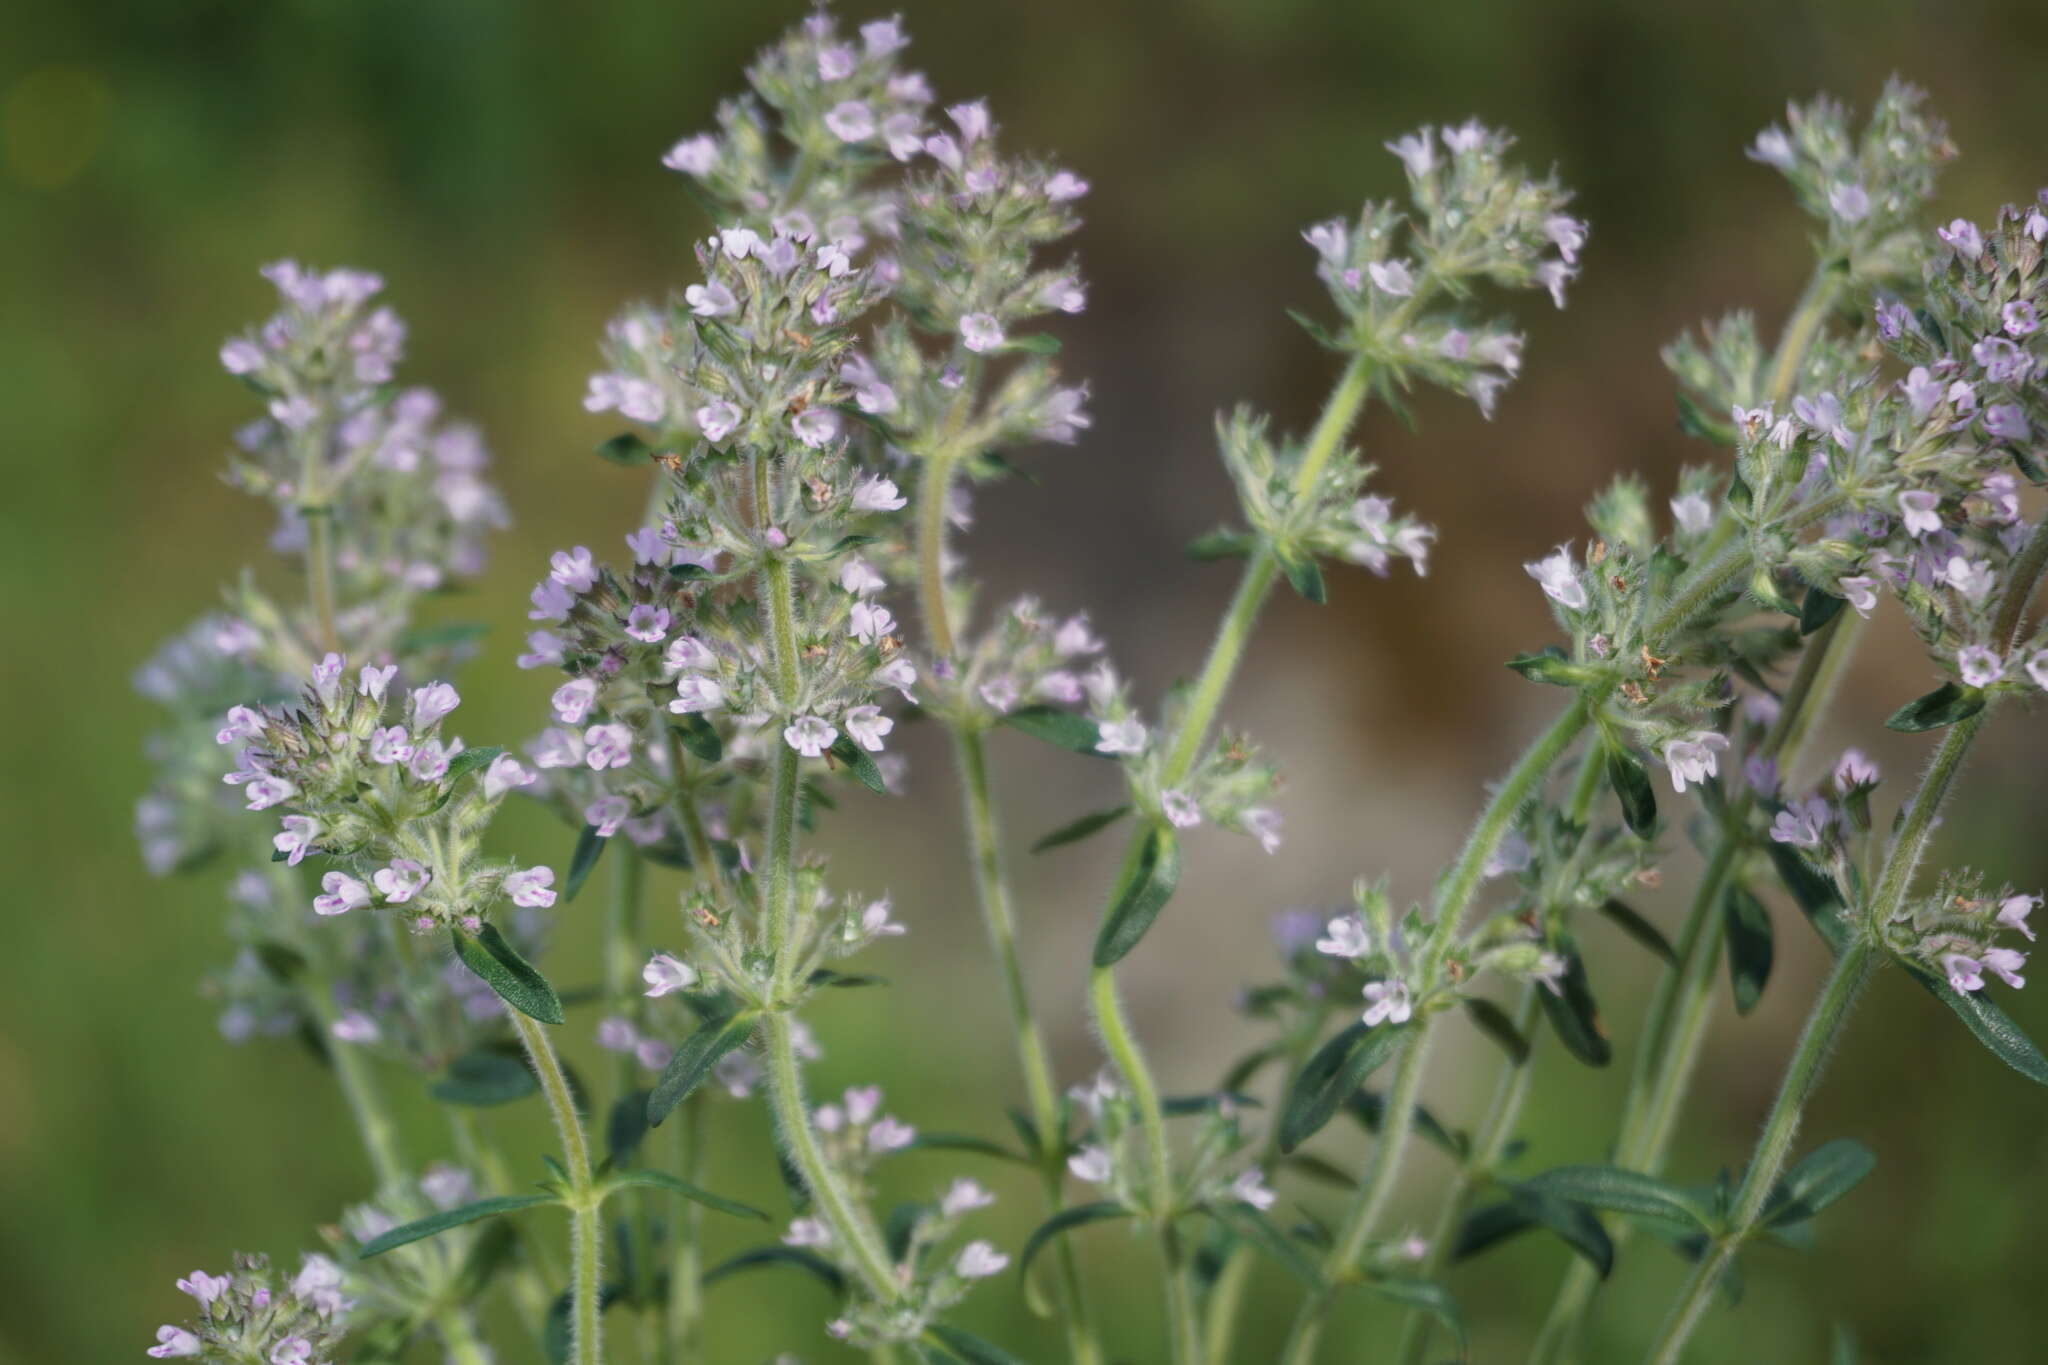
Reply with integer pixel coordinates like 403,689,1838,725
1597,898,1678,966
670,714,722,764
888,1131,1032,1165
430,1046,540,1106
1521,1165,1710,1229
1207,1203,1322,1287
1799,587,1847,635
702,1245,843,1294
357,1195,557,1259
828,733,888,794
1722,884,1775,1015
442,745,505,786
1278,546,1327,605
564,824,607,902
1279,1021,1406,1152
605,1091,650,1167
607,1168,770,1221
1345,1090,1468,1160
1903,961,2048,1086
1091,823,1182,966
926,1325,1031,1365
1454,1186,1614,1277
1358,1278,1465,1352
451,925,565,1025
1536,940,1611,1066
1001,704,1107,756
1760,1139,1875,1227
1018,1202,1130,1280
1606,745,1658,838
1030,804,1131,854
1885,681,1985,733
1505,648,1590,687
647,1013,757,1126
1187,529,1256,561
595,432,653,466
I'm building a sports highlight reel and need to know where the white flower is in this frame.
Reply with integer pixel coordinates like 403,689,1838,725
960,312,1004,352
850,600,896,643
1315,915,1371,959
684,281,736,317
1162,789,1202,828
1958,646,2004,688
1230,1167,1277,1211
642,953,698,998
374,858,431,904
314,872,370,916
1244,807,1283,854
840,558,885,595
784,715,839,757
1998,895,2040,941
851,475,906,512
484,753,536,800
670,676,726,714
868,1116,916,1152
662,134,718,176
505,867,557,908
783,1217,832,1248
1095,717,1147,756
824,100,875,142
1362,980,1412,1027
1898,489,1943,538
1670,492,1713,537
1524,546,1587,610
1839,575,1879,617
955,1241,1009,1278
861,898,907,937
942,1178,996,1217
1367,260,1415,296
1662,732,1729,794
1067,1145,1113,1183
552,678,599,724
845,705,893,752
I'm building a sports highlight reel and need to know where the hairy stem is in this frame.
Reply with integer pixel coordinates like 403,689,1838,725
511,1010,602,1365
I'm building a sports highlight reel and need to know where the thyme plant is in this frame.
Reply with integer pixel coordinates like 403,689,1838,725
137,13,2048,1363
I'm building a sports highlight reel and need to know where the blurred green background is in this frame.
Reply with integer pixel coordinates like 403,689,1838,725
6,1,2048,1361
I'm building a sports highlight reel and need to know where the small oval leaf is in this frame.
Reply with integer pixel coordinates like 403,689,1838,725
1091,823,1182,966
357,1194,558,1259
451,926,565,1026
646,1013,758,1126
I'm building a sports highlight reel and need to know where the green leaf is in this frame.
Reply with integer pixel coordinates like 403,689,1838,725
1161,1092,1261,1117
1722,884,1775,1015
1032,804,1132,854
564,824,607,903
1186,529,1256,561
1279,1020,1406,1153
1536,939,1610,1066
397,621,490,655
542,1283,627,1365
1277,546,1327,605
1455,1187,1615,1277
1462,997,1531,1065
1799,587,1847,635
1505,648,1591,687
1018,1202,1130,1280
1344,1090,1468,1160
430,1046,540,1106
1003,332,1062,356
1357,1277,1465,1353
1675,390,1736,445
606,1168,770,1221
926,1325,1031,1365
1760,1139,1875,1227
1903,960,2048,1086
442,745,505,786
1885,681,1985,733
1001,704,1107,756
647,1013,758,1126
1286,306,1346,351
827,733,888,794
702,1245,844,1295
1207,1203,1322,1287
1763,840,1839,917
1606,745,1658,838
1521,1165,1711,1230
670,714,722,764
805,968,887,989
595,432,654,466
1091,823,1183,966
1280,1152,1357,1189
1597,898,1678,966
451,925,565,1025
886,1131,1032,1165
825,533,880,555
605,1091,650,1167
356,1194,558,1259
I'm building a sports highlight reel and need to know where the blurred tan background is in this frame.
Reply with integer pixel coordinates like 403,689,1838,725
5,0,2048,1360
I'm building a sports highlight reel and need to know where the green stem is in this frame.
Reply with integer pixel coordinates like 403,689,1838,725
1642,937,1876,1365
665,1095,708,1360
917,451,960,659
307,512,340,655
511,1010,602,1365
1160,1221,1206,1365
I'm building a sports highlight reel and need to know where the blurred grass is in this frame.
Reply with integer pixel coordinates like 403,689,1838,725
5,0,2048,1361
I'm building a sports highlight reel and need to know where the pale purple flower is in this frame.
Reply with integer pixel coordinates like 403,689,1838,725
1945,557,1997,605
851,475,907,512
1999,894,2040,941
839,558,885,595
1362,980,1412,1027
850,600,896,643
529,577,575,622
484,753,536,800
663,634,716,674
845,704,892,752
1985,404,2030,443
584,722,634,770
2029,651,2048,691
1484,829,1533,879
358,663,397,702
817,43,857,80
1974,335,2028,382
374,858,431,904
861,16,908,55
242,775,295,811
960,312,1004,352
696,400,742,443
532,727,587,768
1367,260,1415,296
331,1010,380,1044
1245,807,1283,854
862,897,906,937
1827,182,1870,222
1945,953,1986,992
314,871,371,916
1769,796,1831,848
597,1016,638,1053
949,100,991,144
407,739,452,782
1833,749,1879,789
1937,219,1984,258
684,281,738,319
1546,214,1588,264
177,1270,230,1307
1898,490,1942,538
1958,646,2004,688
643,953,698,997
1095,717,1147,756
273,816,319,866
670,675,726,714
2003,300,2040,337
1317,915,1370,959
1663,732,1729,794
1670,492,1713,537
215,704,265,746
1747,127,1796,170
625,604,671,643
1045,170,1090,201
552,678,598,725
505,866,557,908
1984,946,2028,989
1744,755,1780,799
410,681,461,728
1303,219,1348,264
792,408,841,448
868,1116,916,1152
1535,260,1574,308
1525,546,1587,610
1230,1168,1277,1211
548,546,598,593
1037,385,1093,442
1839,575,1879,616
1385,128,1435,178
1067,1145,1112,1183
1903,366,1943,420
220,338,263,374
662,134,718,176
149,1326,201,1358
955,1241,1008,1278
585,794,630,838
784,1217,831,1248
1162,790,1202,829
942,1177,996,1217
785,715,839,757
825,100,875,143
876,656,919,700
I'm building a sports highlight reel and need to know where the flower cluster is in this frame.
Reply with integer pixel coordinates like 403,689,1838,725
148,1252,349,1362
